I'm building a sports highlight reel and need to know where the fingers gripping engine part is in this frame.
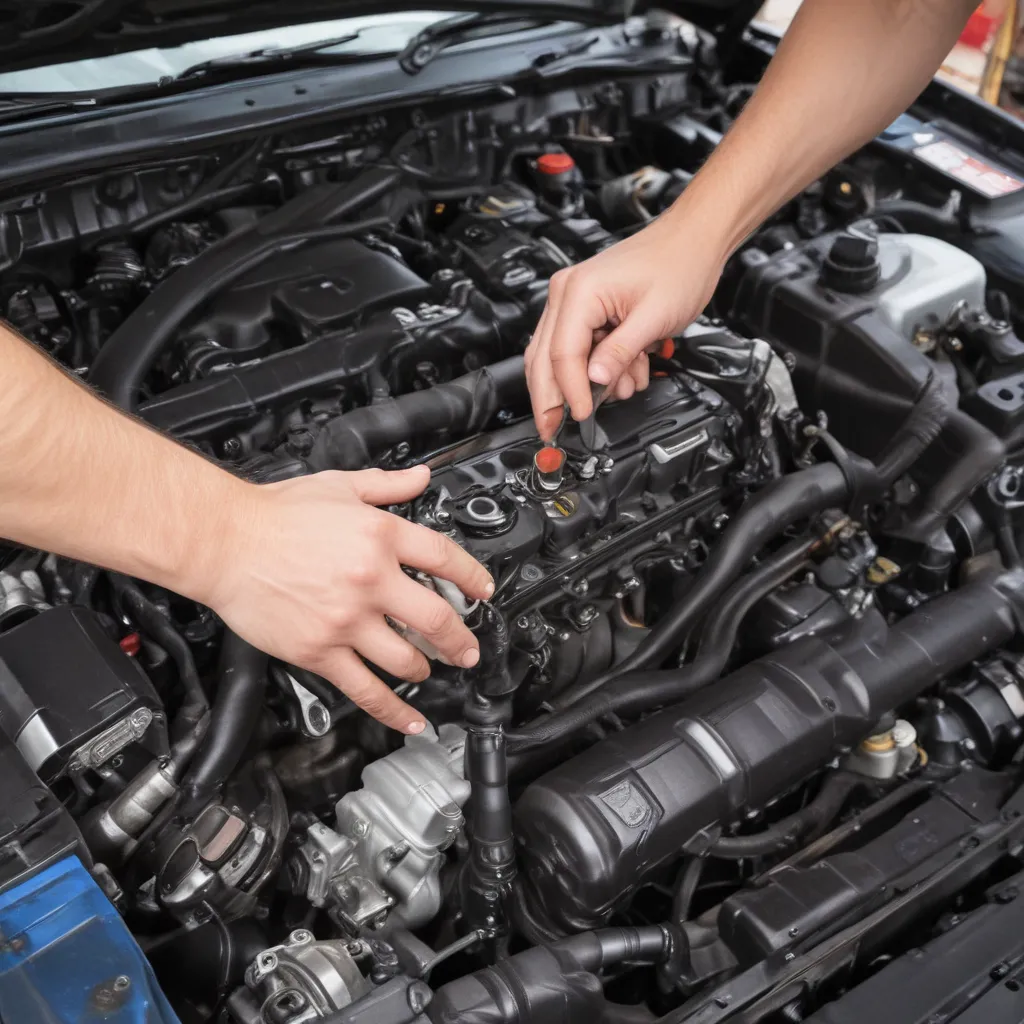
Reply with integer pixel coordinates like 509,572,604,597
229,930,371,1024
292,725,469,931
393,575,479,666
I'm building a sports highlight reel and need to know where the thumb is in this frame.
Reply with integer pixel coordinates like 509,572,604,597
348,465,431,505
588,307,667,388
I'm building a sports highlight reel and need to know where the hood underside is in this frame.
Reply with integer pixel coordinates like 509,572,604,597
7,0,755,70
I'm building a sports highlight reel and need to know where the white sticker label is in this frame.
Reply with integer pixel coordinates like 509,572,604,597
914,140,1024,197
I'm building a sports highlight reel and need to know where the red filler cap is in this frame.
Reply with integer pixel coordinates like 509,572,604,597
658,338,675,360
537,152,575,175
535,446,565,474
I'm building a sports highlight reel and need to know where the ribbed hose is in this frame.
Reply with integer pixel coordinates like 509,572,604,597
308,357,527,471
507,537,815,752
708,771,862,859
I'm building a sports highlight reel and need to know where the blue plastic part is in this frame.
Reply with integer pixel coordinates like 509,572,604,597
0,855,180,1023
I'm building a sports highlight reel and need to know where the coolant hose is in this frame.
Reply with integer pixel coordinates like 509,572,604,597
903,410,1005,539
507,537,816,752
308,356,527,470
89,167,403,411
428,925,676,1024
708,771,862,859
179,632,269,815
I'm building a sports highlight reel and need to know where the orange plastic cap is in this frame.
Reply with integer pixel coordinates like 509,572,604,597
535,446,566,474
537,152,575,175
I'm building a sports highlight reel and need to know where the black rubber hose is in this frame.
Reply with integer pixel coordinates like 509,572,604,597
308,356,527,470
507,536,815,751
89,167,403,411
903,410,1005,539
111,575,208,737
867,198,962,237
179,631,268,814
873,373,949,487
428,925,675,1024
671,858,704,925
550,926,675,971
708,771,862,859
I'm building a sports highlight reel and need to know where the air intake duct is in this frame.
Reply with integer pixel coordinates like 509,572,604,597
513,571,1024,939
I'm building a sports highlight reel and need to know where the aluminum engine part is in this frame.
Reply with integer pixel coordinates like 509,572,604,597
294,724,468,930
0,570,48,627
83,759,177,861
240,930,370,1023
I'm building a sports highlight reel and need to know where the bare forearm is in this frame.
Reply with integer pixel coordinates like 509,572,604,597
0,327,252,601
669,0,978,256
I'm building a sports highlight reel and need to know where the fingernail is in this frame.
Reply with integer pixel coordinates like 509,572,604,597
483,577,495,598
589,363,611,385
461,647,480,668
406,720,426,735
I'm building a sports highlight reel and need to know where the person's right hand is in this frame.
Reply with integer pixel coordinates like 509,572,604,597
200,465,493,735
525,208,727,439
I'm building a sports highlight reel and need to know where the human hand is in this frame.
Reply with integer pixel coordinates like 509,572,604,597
203,466,493,734
525,209,726,439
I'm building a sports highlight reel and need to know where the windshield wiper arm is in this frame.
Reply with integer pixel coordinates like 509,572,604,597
399,10,572,75
173,31,370,82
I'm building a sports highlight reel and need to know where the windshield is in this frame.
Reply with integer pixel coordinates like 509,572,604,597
0,13,450,94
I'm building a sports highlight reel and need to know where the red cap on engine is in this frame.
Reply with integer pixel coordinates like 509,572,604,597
535,446,565,474
537,152,575,175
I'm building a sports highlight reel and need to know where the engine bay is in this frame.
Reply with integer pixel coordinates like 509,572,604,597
5,14,1024,1024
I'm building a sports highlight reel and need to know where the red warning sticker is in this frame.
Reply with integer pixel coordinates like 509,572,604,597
914,140,1024,198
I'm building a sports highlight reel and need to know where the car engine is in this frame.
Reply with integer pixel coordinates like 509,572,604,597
6,20,1024,1024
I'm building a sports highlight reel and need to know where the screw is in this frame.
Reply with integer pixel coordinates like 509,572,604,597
114,976,130,991
352,820,370,837
517,616,531,630
222,437,242,458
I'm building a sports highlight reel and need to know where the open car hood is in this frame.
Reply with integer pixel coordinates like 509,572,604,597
7,0,756,71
